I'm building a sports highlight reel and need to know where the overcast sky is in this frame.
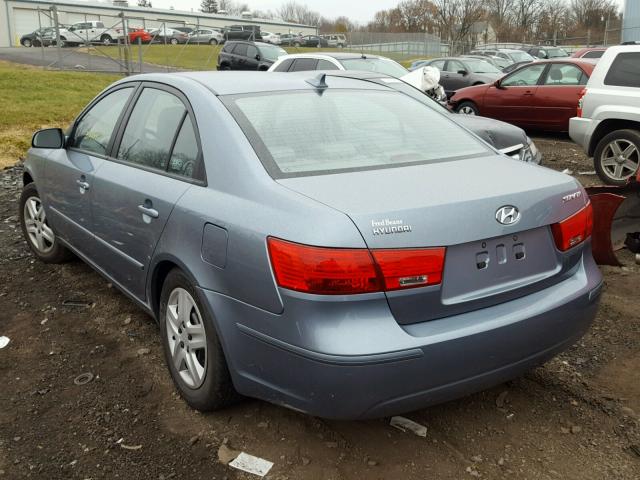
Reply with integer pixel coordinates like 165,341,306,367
135,0,626,24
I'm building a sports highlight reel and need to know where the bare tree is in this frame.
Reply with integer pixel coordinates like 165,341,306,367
278,1,321,26
433,0,487,46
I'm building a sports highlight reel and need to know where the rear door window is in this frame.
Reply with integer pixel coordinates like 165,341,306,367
429,59,445,70
116,88,186,170
273,58,294,72
290,58,319,72
604,52,640,88
71,87,134,156
317,59,339,70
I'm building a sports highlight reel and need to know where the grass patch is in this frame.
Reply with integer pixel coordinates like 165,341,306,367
0,61,120,169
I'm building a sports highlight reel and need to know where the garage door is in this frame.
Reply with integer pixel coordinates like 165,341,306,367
13,8,47,39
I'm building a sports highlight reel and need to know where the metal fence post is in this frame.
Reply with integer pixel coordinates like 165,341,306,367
37,8,45,63
51,6,63,69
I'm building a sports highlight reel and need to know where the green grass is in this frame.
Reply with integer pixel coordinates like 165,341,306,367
91,44,429,71
0,61,120,168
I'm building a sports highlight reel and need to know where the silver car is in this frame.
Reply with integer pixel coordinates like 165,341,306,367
189,28,224,45
20,72,602,419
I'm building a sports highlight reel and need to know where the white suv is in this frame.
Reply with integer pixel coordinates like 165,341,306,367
56,21,120,46
570,45,640,185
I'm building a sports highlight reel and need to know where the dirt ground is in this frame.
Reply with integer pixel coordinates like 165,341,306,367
0,135,639,480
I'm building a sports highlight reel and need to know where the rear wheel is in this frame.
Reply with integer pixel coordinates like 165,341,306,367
159,269,238,411
170,37,179,45
19,183,72,263
100,34,112,46
594,129,640,185
22,38,32,47
209,38,218,45
456,101,479,115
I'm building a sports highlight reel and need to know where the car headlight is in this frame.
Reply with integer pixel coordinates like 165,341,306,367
520,137,541,164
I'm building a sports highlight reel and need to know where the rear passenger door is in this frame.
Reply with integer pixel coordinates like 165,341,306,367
534,62,589,130
232,43,248,69
90,84,204,300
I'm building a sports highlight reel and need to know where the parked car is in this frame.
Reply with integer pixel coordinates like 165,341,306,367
471,48,535,64
171,26,194,35
260,31,281,45
569,45,640,185
189,28,224,45
223,25,261,42
20,27,56,47
419,57,503,97
571,47,607,60
269,53,409,78
217,41,286,70
21,71,601,419
309,69,542,164
299,35,329,48
461,54,511,70
149,27,190,45
450,59,595,131
51,21,120,47
320,34,348,48
126,28,152,44
524,46,569,59
279,33,304,46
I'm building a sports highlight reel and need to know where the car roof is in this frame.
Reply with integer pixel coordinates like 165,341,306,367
122,71,395,96
278,52,383,60
531,58,597,69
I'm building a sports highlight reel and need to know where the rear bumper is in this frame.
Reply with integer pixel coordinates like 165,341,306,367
198,251,602,419
569,117,594,153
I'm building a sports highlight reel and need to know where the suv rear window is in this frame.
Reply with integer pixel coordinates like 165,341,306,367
224,90,489,178
604,52,640,88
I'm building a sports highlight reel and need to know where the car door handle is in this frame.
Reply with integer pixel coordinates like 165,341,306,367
138,204,159,218
523,91,534,96
76,179,90,190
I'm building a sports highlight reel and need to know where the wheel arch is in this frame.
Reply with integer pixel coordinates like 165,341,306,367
588,120,640,156
23,171,34,186
148,255,200,321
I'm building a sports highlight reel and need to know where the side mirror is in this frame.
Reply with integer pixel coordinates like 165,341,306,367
255,54,261,61
32,128,65,149
493,79,503,89
457,69,468,76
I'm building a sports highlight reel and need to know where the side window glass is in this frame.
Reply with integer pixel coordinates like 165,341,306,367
233,43,248,56
448,60,464,72
117,88,186,170
168,116,199,179
290,58,319,72
72,87,133,156
604,52,640,88
430,60,445,70
543,64,586,86
317,59,339,70
247,45,258,59
274,58,294,72
501,64,546,87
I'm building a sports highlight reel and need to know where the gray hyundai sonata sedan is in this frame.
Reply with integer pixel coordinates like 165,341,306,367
20,71,602,419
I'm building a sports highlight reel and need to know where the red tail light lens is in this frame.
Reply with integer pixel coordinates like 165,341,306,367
551,201,593,251
576,88,587,117
267,238,381,294
371,248,446,290
267,238,446,295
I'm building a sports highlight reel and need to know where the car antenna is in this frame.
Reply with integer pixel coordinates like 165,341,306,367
306,73,328,93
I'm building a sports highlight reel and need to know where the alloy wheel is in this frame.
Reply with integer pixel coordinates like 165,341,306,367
601,139,639,181
458,105,477,115
23,39,32,47
165,288,208,389
23,196,55,254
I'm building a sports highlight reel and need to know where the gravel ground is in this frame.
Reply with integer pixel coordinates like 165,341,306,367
0,136,639,480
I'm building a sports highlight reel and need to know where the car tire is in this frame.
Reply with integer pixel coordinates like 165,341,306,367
159,268,238,411
170,38,179,45
100,34,112,46
219,63,231,70
456,101,479,116
209,38,218,45
594,129,640,186
19,183,72,264
22,38,32,47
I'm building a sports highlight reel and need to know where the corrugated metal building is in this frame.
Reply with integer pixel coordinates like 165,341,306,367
623,0,640,42
0,0,316,47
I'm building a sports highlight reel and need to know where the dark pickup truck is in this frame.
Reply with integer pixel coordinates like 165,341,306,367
223,25,261,42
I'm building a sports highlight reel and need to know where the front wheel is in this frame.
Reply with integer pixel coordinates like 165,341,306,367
594,129,640,185
159,269,238,411
170,37,179,45
19,183,72,263
456,101,479,115
22,38,32,47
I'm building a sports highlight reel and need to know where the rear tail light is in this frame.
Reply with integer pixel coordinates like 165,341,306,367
551,201,593,251
576,88,587,117
267,237,446,295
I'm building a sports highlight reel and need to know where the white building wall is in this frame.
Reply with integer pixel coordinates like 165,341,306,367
1,0,316,47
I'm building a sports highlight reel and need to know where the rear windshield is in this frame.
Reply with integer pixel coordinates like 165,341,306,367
224,90,489,178
339,58,408,78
